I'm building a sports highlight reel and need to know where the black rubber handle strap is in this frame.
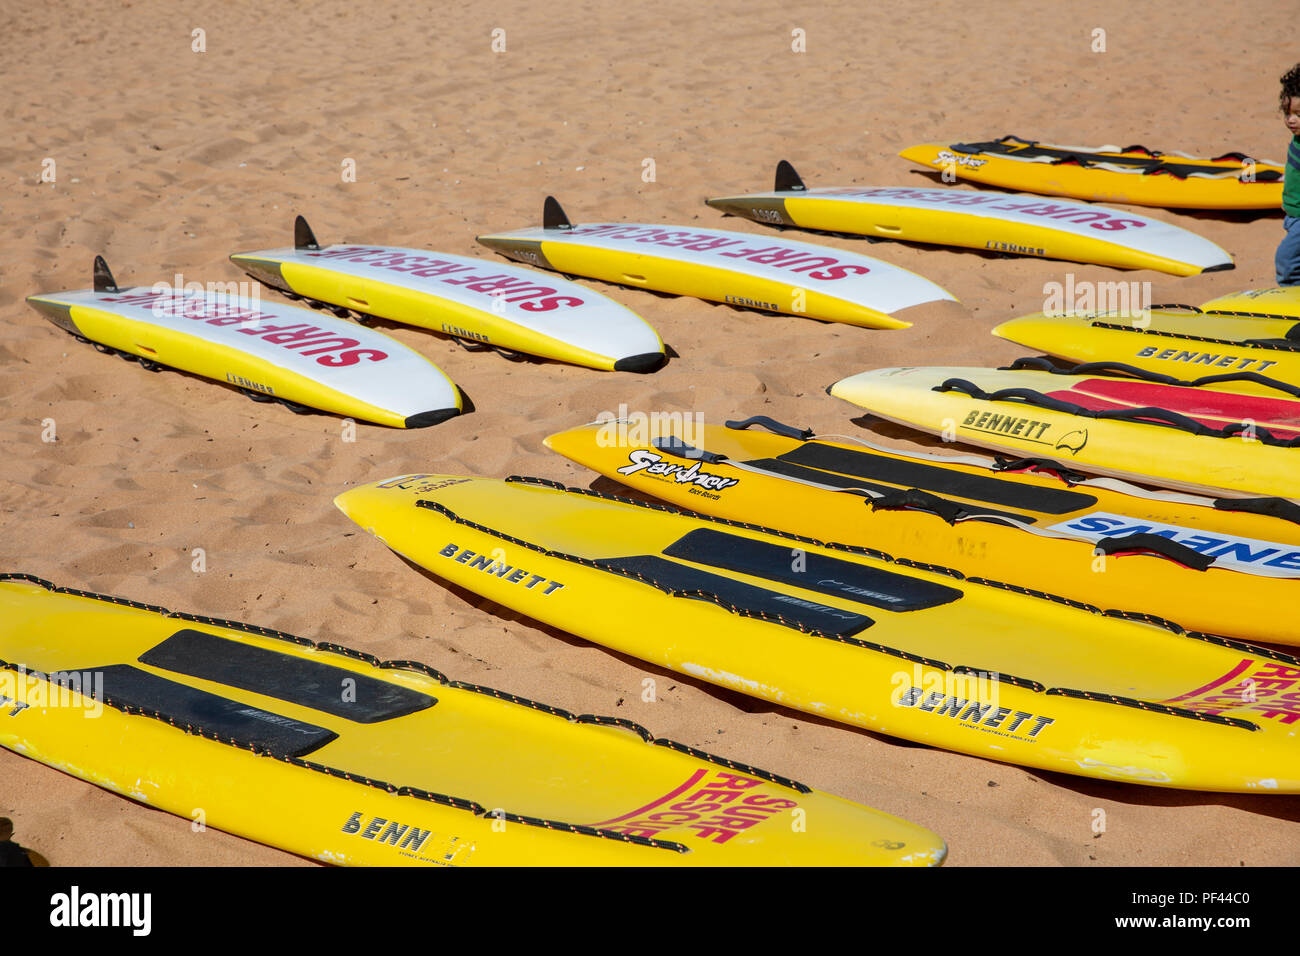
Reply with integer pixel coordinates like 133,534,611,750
989,456,1089,485
935,379,1085,416
1213,496,1300,526
867,488,969,525
1093,533,1215,571
723,416,815,440
949,141,998,155
1182,370,1300,400
1004,356,1300,400
651,436,727,464
1005,356,1185,384
936,378,1300,445
1088,404,1224,433
1050,153,1099,168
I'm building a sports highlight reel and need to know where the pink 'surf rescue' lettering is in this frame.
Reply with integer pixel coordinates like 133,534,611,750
561,225,870,281
1165,660,1300,724
98,293,390,367
591,769,801,845
305,246,586,311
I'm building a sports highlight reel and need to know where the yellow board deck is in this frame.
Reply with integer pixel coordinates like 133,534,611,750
336,474,1300,792
0,575,944,866
1200,287,1300,318
544,418,1300,645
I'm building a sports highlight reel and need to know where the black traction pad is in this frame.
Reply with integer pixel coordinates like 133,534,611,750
771,443,1097,515
745,456,1034,524
58,664,337,758
139,629,437,723
599,554,874,636
662,528,962,612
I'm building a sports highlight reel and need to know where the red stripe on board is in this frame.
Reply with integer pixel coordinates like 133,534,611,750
1164,659,1254,703
1041,381,1300,437
1079,378,1300,422
591,768,709,827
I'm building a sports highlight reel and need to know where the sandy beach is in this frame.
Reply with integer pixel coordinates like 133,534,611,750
2,0,1298,866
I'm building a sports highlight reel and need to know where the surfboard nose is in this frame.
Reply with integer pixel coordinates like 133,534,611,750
25,295,80,335
228,251,293,292
991,312,1055,345
474,234,556,270
705,195,795,226
703,196,749,218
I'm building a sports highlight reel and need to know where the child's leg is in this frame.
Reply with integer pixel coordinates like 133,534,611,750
1277,216,1300,286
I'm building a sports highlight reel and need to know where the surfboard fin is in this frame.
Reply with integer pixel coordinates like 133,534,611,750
774,160,807,193
295,215,321,251
93,256,119,293
543,196,573,231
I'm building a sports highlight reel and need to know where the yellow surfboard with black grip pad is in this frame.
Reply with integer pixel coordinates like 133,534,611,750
335,474,1300,793
543,418,1300,646
899,137,1283,209
0,575,945,866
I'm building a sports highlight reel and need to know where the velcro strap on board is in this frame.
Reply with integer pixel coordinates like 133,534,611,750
1093,533,1214,571
1212,496,1300,527
868,488,968,525
724,415,815,440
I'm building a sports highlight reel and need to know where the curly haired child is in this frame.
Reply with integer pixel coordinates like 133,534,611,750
1276,63,1300,285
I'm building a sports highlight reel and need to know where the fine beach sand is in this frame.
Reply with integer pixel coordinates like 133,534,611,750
2,0,1298,866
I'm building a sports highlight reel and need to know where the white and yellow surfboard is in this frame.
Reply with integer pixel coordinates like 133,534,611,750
27,258,462,428
476,198,955,330
707,162,1234,276
231,217,665,372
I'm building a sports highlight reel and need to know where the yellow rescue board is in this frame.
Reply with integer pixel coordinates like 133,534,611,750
0,575,943,866
831,364,1300,499
543,419,1300,645
336,474,1300,792
1200,287,1300,318
899,138,1283,209
993,308,1300,389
